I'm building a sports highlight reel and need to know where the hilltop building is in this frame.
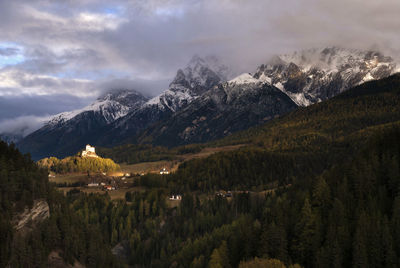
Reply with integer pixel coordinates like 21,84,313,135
82,144,99,158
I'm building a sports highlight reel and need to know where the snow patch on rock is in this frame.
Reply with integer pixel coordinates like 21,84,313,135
255,47,398,106
228,73,260,85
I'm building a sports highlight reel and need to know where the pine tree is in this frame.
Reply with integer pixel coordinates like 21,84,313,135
292,198,317,266
352,213,368,268
260,222,288,262
209,241,231,268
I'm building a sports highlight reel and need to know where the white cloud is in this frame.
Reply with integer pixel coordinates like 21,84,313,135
0,115,52,137
0,69,95,97
75,12,127,31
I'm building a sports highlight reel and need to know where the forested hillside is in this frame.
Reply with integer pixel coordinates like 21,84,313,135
61,126,400,267
0,141,119,267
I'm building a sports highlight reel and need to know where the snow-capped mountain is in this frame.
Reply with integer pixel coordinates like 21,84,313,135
17,48,400,159
137,73,297,146
98,55,232,145
18,89,148,159
18,56,231,158
253,47,398,106
144,55,232,112
136,48,399,146
47,89,148,127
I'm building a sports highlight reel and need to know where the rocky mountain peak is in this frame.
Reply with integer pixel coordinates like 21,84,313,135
145,55,233,113
46,89,148,127
254,47,398,106
98,89,148,108
170,55,232,95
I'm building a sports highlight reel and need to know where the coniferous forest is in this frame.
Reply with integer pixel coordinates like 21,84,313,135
1,75,400,267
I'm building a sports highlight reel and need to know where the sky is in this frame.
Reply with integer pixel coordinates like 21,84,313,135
1,0,400,137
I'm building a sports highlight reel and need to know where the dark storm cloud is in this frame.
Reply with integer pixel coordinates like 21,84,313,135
0,94,91,120
0,0,400,136
2,0,400,83
0,93,92,136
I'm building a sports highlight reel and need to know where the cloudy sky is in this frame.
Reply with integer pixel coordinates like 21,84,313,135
1,0,400,136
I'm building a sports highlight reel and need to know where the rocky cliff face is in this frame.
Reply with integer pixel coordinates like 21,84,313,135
254,47,398,105
13,199,50,235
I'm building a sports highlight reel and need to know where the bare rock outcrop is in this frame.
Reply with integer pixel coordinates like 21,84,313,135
13,199,50,234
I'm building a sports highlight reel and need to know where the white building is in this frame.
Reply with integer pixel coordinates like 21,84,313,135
82,144,98,158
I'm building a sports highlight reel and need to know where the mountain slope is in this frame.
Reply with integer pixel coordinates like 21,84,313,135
98,55,232,146
18,90,148,159
216,73,400,154
167,73,400,193
138,74,297,146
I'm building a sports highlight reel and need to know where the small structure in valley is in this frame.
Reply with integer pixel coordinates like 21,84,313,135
104,185,115,191
81,144,99,158
160,168,169,175
169,195,182,201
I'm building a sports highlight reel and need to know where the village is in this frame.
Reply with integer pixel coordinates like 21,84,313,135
48,144,183,201
46,144,267,206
